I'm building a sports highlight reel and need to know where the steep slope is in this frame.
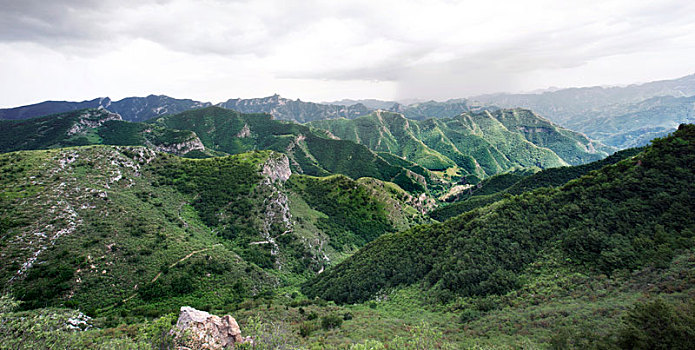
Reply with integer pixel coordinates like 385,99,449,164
217,94,371,123
150,106,431,194
0,95,211,122
430,147,644,221
0,146,425,316
309,111,457,171
309,109,608,180
0,108,209,157
304,124,695,304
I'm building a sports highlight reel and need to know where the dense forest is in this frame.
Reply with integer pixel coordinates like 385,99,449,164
305,124,695,304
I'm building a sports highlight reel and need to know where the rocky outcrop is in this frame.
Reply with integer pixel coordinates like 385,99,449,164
236,123,251,138
151,135,206,155
67,109,122,136
516,125,552,133
406,170,428,190
261,153,291,183
217,94,372,123
256,153,292,267
407,193,437,214
173,306,249,349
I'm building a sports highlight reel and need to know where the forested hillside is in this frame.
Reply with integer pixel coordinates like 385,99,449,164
309,109,609,181
305,124,695,304
0,109,213,157
430,147,645,221
150,107,434,194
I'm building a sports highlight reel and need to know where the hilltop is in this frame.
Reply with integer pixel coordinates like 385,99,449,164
0,145,425,317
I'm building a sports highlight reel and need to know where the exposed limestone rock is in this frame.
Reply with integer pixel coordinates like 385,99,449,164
516,125,552,133
67,109,122,136
406,193,437,214
236,123,251,138
257,153,293,268
148,133,205,156
406,170,428,190
173,306,249,349
323,130,340,140
261,154,291,183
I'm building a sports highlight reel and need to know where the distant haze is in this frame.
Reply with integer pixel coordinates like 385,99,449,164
1,0,694,107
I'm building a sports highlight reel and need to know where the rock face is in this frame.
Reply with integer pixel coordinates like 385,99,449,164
150,134,206,155
174,306,245,349
261,153,291,183
66,108,123,136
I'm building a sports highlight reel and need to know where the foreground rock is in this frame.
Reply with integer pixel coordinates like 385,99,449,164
173,306,249,349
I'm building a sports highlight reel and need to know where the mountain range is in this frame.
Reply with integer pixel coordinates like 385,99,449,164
472,74,695,148
0,107,436,195
1,78,695,348
3,73,694,153
309,109,608,180
0,95,212,123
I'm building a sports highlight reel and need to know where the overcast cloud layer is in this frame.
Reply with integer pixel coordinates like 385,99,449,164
1,0,694,107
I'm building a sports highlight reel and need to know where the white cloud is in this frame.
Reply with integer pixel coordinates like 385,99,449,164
0,0,694,107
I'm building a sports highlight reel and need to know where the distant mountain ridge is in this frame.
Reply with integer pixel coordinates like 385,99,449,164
0,95,211,122
472,74,695,148
5,72,694,149
309,109,609,180
216,94,371,123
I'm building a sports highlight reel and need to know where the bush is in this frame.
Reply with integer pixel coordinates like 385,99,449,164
617,298,695,350
299,322,315,337
321,314,343,330
459,309,480,323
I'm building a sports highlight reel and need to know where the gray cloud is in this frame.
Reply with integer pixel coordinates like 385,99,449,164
0,0,694,106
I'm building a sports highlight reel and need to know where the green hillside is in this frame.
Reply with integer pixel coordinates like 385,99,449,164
430,147,644,221
150,106,431,194
0,109,212,157
0,107,436,196
309,109,609,181
0,146,424,319
304,124,695,304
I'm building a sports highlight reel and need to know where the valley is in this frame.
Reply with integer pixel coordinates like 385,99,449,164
0,83,694,349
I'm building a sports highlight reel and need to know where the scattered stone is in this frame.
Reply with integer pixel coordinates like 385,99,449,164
66,312,92,331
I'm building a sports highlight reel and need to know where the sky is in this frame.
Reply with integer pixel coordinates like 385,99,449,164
1,0,694,108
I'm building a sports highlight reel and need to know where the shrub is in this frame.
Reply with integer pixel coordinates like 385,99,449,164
299,322,315,338
459,309,480,324
321,314,343,330
617,298,695,350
